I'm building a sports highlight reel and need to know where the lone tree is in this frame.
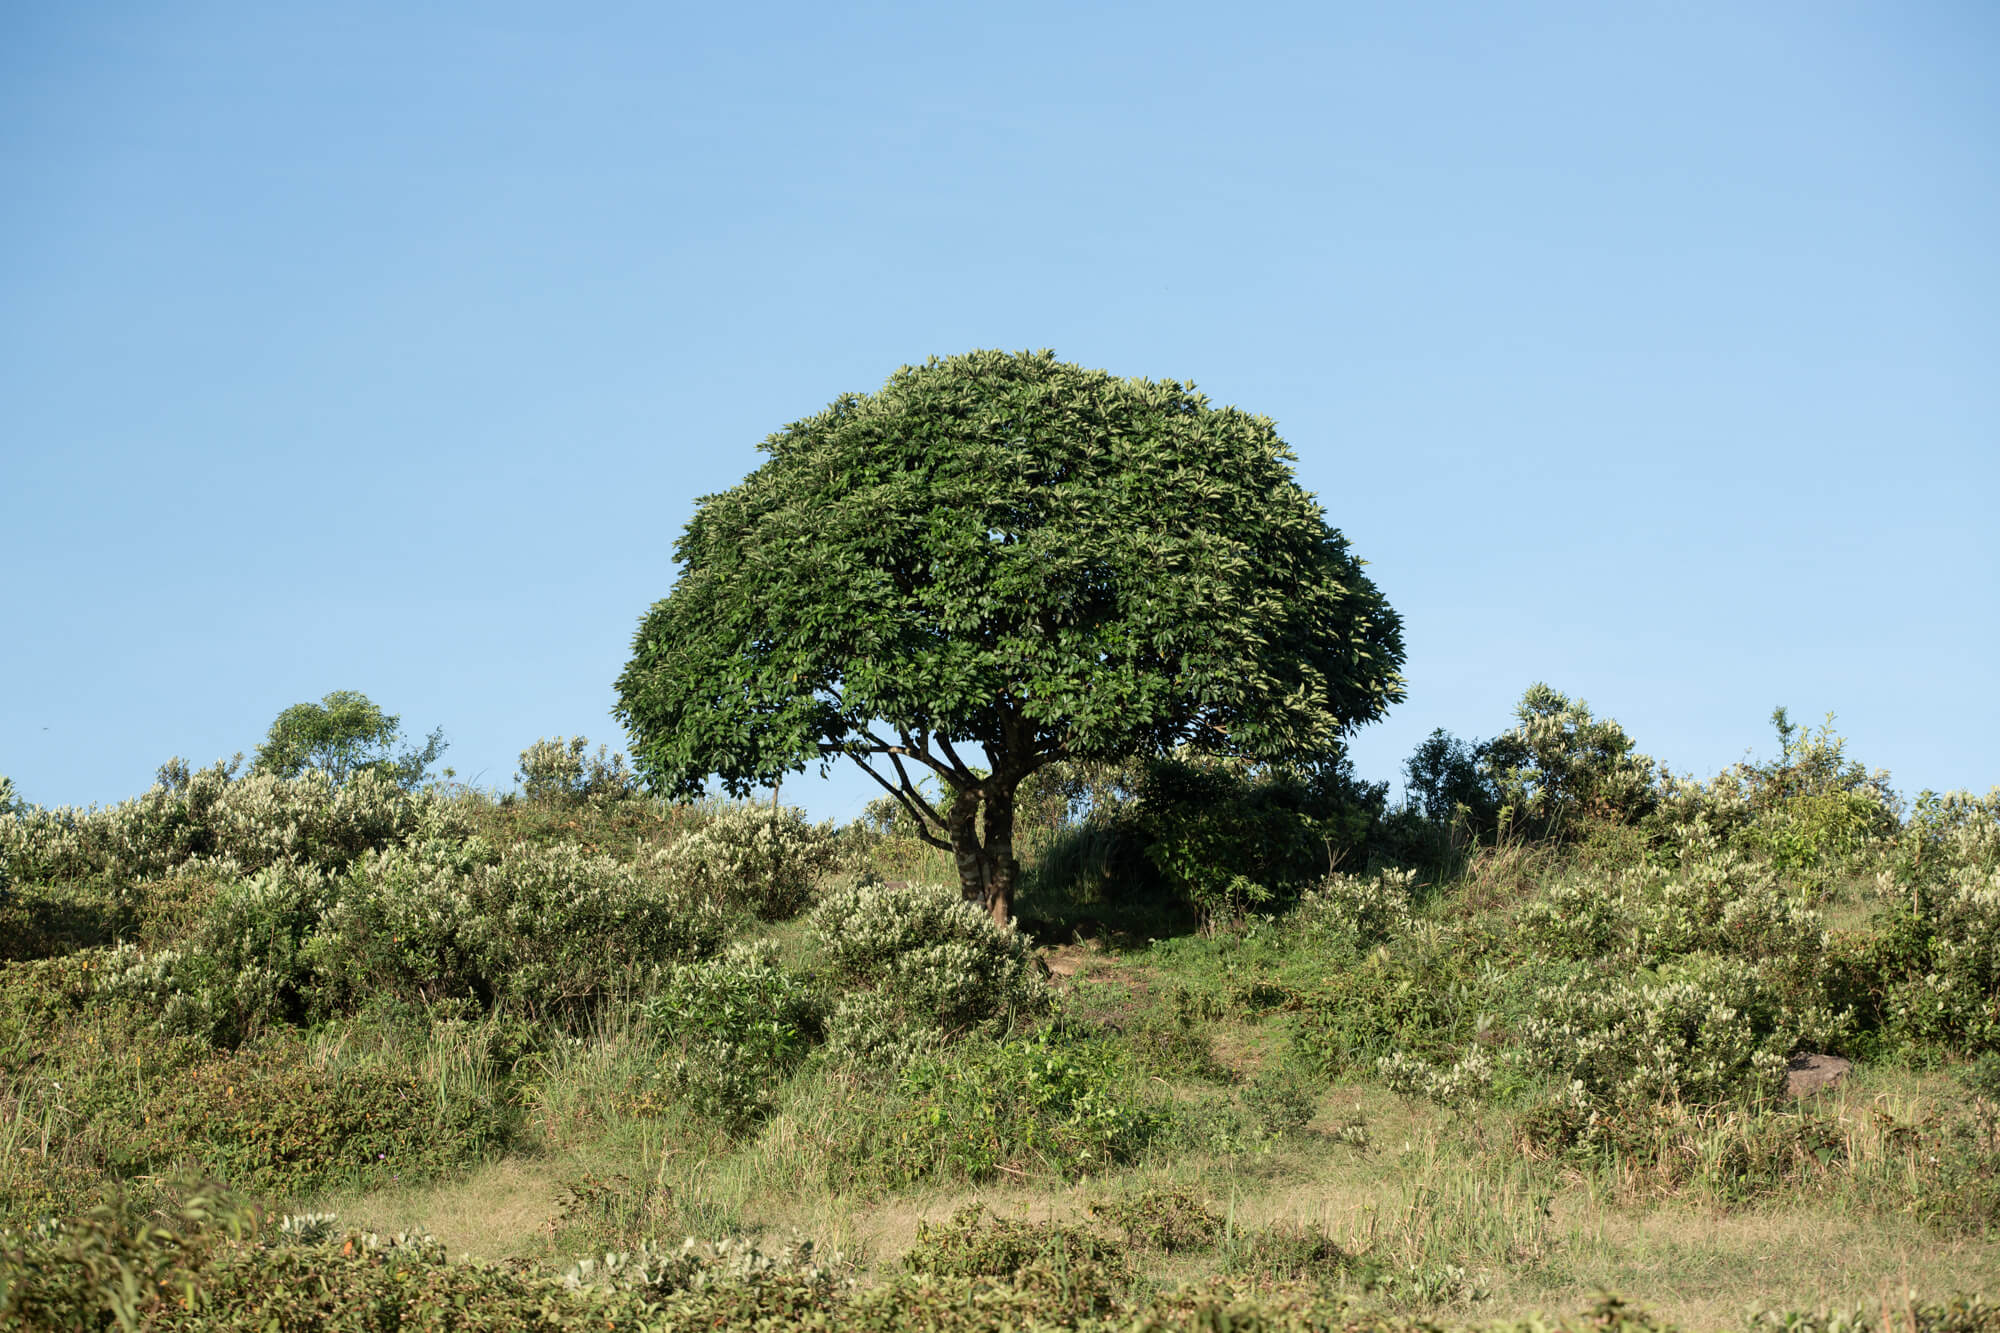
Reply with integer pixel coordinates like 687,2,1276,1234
250,690,448,790
615,350,1404,925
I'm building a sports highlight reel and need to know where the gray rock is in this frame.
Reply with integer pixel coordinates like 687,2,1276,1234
1786,1052,1853,1099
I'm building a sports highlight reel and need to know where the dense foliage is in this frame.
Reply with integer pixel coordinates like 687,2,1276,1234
615,349,1405,925
3,687,1997,1327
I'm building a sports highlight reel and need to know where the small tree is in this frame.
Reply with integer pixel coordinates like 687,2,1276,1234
616,351,1405,926
1481,684,1655,836
251,690,447,790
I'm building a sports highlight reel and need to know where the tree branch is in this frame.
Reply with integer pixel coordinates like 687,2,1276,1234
848,758,952,851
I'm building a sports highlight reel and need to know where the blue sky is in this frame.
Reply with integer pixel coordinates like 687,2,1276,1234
3,2,1994,820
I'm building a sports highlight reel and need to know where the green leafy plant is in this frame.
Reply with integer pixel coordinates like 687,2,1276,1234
645,942,825,1130
1482,684,1658,837
902,1204,1132,1319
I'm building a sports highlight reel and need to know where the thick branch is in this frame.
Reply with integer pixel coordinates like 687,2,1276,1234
848,757,953,851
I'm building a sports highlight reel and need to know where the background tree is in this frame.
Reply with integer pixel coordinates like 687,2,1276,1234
250,690,447,790
615,350,1405,924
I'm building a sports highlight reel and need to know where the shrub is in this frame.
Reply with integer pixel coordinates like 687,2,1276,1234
1378,1047,1496,1109
1482,684,1658,835
0,764,460,889
97,862,332,1044
1512,956,1795,1116
644,942,824,1130
662,804,842,920
1519,854,1827,968
0,880,133,963
308,840,724,1021
1088,1187,1222,1252
1292,869,1417,949
806,879,1044,1034
1241,1065,1320,1136
1403,728,1501,830
819,990,946,1071
1218,1219,1353,1282
902,1204,1132,1320
1130,757,1331,929
116,1036,511,1197
517,735,636,804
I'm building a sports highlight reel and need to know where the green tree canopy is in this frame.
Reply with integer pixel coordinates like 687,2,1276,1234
615,350,1405,923
250,690,447,790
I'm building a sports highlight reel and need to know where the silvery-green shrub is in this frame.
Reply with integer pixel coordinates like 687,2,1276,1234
1519,854,1826,967
1377,1046,1496,1109
820,990,946,1070
1292,868,1416,948
806,878,1044,1034
98,861,334,1043
1482,684,1658,834
308,840,723,1020
517,735,635,804
1513,956,1794,1110
0,764,461,888
659,804,842,920
1887,864,2000,1054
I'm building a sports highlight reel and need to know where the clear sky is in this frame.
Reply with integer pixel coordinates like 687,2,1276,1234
4,2,1995,820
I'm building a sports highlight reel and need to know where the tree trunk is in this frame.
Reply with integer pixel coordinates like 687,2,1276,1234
945,783,1020,928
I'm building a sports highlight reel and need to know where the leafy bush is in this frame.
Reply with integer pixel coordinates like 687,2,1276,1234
1217,1219,1353,1282
1879,865,2000,1056
1403,728,1500,829
1240,1065,1320,1136
1378,1047,1496,1109
309,840,724,1021
644,942,824,1130
1518,853,1827,968
806,879,1044,1034
119,1036,511,1197
1130,756,1354,929
902,1203,1132,1319
0,764,460,889
1513,956,1794,1117
516,735,636,804
819,989,946,1070
1087,1186,1222,1252
662,804,842,920
1292,869,1417,949
1482,684,1658,835
97,862,332,1044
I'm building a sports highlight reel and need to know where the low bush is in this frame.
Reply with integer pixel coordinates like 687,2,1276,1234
309,840,724,1022
1512,956,1795,1115
0,764,462,890
1291,869,1418,950
1217,1218,1353,1282
661,804,842,920
517,735,636,805
1087,1186,1222,1252
902,1203,1133,1320
644,942,825,1130
806,879,1044,1035
118,1036,512,1198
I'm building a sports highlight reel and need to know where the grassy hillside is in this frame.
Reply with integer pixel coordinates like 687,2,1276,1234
2,709,1996,1330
